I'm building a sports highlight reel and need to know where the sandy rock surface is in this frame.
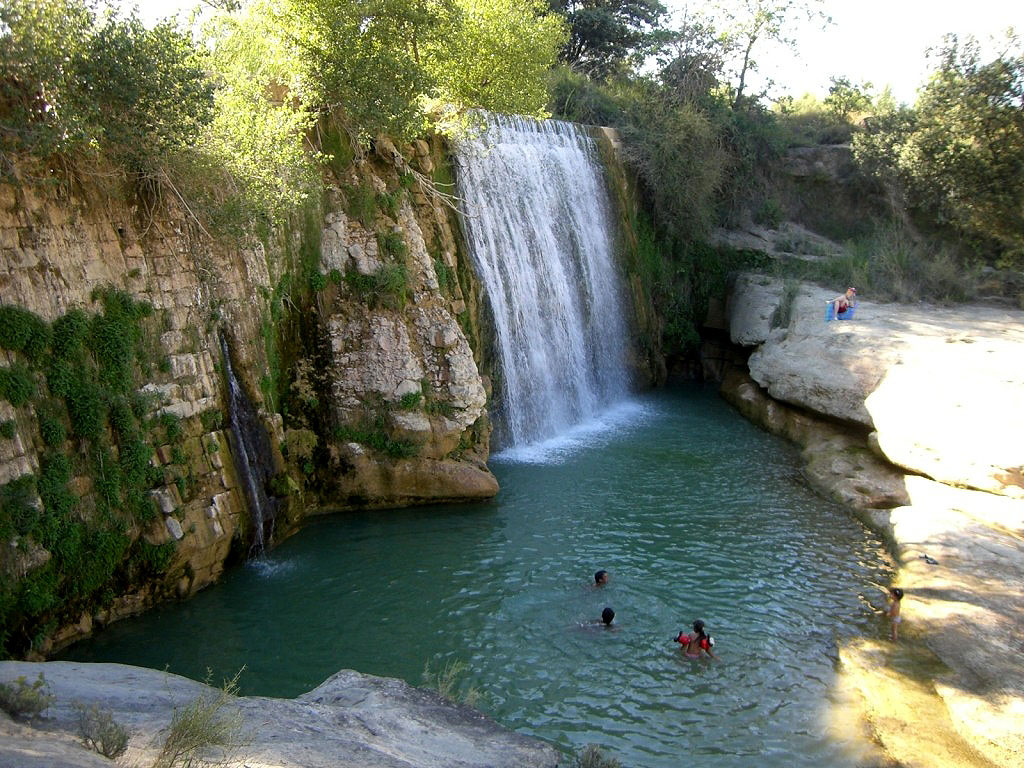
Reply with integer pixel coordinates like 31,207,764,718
734,278,1024,498
725,273,1024,766
0,662,559,768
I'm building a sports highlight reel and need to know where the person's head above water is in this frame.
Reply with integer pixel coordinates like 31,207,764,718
692,619,706,636
594,570,609,586
601,607,615,625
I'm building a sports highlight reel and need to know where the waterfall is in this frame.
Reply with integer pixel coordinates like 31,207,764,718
454,114,632,451
219,335,277,556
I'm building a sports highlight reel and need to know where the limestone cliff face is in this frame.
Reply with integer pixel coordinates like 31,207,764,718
0,136,495,655
318,143,495,506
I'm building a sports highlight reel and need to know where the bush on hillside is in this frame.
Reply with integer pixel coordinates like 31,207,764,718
0,673,55,718
853,33,1024,268
0,0,213,174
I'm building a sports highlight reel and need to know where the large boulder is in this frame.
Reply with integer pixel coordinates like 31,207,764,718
0,661,559,768
736,276,1024,498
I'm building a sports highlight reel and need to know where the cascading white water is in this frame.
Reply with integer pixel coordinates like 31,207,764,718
454,114,632,450
219,334,276,556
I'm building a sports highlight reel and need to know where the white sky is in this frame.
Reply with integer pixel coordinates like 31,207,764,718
121,0,1022,106
675,0,1024,105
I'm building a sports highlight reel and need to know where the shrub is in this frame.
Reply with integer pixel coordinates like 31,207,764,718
398,391,422,410
421,659,480,707
308,271,327,293
754,197,785,228
377,230,408,260
159,411,183,442
0,0,214,171
0,363,36,407
573,744,622,768
283,428,318,461
333,424,419,459
433,256,455,296
376,188,403,219
152,671,244,768
199,408,224,432
0,419,15,439
74,701,130,759
344,264,409,310
0,473,39,538
344,182,378,228
0,306,51,363
0,673,55,719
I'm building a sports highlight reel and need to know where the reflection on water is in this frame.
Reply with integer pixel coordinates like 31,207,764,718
63,387,894,767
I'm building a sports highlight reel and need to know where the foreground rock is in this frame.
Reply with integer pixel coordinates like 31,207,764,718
0,661,560,768
720,273,1024,767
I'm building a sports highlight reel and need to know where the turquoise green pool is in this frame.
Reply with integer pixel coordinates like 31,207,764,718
64,386,894,766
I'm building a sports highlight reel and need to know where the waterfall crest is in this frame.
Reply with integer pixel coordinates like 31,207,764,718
454,114,631,451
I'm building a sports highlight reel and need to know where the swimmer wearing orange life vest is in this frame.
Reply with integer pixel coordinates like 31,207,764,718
674,619,716,659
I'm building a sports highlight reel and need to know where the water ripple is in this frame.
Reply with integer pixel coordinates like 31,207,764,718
62,388,894,768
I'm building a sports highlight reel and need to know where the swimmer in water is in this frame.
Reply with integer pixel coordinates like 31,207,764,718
674,619,716,659
580,607,617,630
594,570,609,587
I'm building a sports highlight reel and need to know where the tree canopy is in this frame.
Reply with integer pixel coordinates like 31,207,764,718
854,33,1024,264
549,0,668,78
0,0,213,172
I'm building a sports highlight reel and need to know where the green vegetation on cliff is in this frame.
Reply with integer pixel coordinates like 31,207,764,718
1,0,566,232
0,293,183,658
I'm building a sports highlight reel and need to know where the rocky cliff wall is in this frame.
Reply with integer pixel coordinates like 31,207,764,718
0,135,496,657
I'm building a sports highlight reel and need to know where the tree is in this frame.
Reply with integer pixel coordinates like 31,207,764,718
277,0,437,142
197,1,320,221
715,0,829,108
823,76,872,120
549,0,668,78
0,0,212,169
657,13,727,108
422,0,567,117
853,33,1024,264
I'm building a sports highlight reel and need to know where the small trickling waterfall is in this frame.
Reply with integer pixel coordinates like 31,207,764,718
454,114,632,450
219,335,278,556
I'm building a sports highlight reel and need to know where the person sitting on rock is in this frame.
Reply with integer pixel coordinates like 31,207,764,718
832,286,857,317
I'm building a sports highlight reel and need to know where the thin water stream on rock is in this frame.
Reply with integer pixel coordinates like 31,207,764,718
64,386,895,767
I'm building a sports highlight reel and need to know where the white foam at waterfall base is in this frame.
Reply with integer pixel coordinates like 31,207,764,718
246,557,297,578
455,114,634,452
492,399,653,464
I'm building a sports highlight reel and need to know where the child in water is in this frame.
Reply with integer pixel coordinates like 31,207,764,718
887,587,904,640
580,607,616,630
674,619,716,659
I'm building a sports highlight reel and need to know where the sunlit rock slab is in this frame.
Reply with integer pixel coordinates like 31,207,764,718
0,661,559,768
